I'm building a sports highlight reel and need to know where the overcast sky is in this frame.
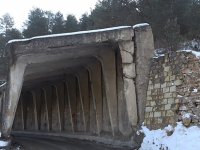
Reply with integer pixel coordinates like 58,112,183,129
0,0,99,29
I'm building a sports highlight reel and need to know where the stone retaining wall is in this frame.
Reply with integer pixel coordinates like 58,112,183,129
145,51,200,129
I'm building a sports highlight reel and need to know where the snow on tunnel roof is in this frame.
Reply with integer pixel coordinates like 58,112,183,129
8,23,150,44
8,26,131,44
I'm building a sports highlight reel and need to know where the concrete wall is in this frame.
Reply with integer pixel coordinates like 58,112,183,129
1,24,154,147
145,51,200,129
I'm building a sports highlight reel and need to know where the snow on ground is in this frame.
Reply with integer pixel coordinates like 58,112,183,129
0,133,10,148
0,140,9,148
140,122,200,150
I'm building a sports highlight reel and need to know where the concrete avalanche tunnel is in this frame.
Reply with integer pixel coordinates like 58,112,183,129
1,24,154,148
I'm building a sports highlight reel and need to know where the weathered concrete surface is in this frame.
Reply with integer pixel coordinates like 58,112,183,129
134,25,155,124
1,25,154,148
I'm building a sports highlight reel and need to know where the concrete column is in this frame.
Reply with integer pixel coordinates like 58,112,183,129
52,85,62,132
134,25,154,124
87,61,103,135
41,88,50,131
118,40,138,128
87,68,99,135
99,49,118,136
20,96,24,131
102,70,112,133
0,91,3,128
67,77,77,132
12,96,23,131
77,69,90,132
24,92,35,131
34,89,42,130
31,91,39,130
1,62,26,137
56,83,65,131
14,95,25,131
65,82,74,133
116,49,132,136
76,75,86,132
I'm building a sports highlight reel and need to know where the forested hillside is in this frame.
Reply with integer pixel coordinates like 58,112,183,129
1,0,200,55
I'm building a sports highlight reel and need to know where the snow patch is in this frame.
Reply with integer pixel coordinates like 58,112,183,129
164,125,174,132
133,23,149,29
140,122,200,150
192,88,198,93
177,95,183,97
180,50,200,58
0,82,6,88
153,54,165,58
8,26,131,44
182,113,191,119
0,140,9,147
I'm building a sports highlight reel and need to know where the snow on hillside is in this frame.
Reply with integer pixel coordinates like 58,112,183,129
139,122,200,150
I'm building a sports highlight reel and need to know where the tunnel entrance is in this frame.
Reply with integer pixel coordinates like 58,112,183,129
13,43,121,137
1,25,154,147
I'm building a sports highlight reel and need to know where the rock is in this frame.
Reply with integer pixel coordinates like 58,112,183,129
120,50,133,63
118,41,134,54
123,63,136,78
179,105,187,111
182,114,191,127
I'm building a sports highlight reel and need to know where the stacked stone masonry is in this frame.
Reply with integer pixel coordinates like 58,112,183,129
145,51,200,129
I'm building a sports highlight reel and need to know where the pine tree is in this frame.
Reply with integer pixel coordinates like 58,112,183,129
23,8,49,38
0,14,22,56
52,12,65,34
65,15,79,32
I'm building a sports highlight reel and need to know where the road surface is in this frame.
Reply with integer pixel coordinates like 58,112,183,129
13,135,132,150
